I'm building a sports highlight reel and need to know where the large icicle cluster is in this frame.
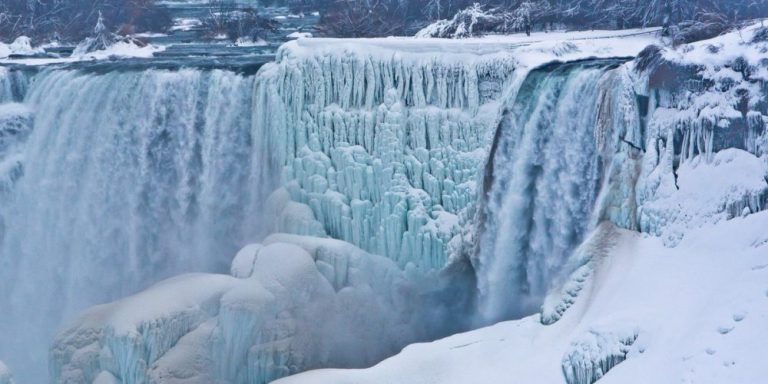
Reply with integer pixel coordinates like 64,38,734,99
253,39,518,270
51,236,438,384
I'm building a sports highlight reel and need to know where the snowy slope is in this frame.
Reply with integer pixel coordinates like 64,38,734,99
276,211,768,384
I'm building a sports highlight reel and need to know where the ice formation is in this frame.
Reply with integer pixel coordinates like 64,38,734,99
252,38,519,271
561,328,639,384
51,236,441,384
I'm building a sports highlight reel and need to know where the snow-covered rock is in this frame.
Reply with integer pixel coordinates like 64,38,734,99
8,37,43,57
50,236,444,384
634,23,768,245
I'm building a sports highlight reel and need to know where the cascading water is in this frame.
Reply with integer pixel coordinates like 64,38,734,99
476,60,624,323
0,67,275,383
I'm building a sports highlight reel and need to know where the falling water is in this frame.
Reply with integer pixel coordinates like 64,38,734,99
0,67,275,383
476,60,623,323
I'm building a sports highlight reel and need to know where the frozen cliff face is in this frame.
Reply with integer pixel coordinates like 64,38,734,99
51,236,441,384
252,38,518,271
634,24,768,245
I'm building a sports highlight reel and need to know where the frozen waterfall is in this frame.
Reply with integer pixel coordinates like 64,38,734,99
0,68,276,383
476,60,625,323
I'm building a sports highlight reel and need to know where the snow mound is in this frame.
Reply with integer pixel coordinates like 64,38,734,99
51,235,443,384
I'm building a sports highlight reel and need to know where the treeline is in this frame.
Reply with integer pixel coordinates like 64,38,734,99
288,0,768,38
0,0,171,43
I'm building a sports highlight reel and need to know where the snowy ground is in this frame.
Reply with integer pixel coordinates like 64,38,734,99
277,210,768,384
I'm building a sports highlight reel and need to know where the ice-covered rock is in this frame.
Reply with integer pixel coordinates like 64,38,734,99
561,328,639,384
51,236,443,384
633,24,768,244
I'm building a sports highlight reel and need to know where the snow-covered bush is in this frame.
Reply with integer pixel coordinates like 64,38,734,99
416,2,547,38
0,36,43,58
73,12,148,56
416,3,507,38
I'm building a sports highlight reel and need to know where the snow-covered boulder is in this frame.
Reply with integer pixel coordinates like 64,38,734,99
50,236,444,384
